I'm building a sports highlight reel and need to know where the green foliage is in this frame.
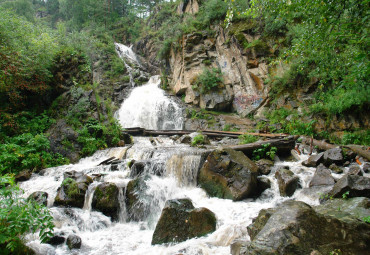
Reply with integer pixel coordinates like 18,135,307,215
363,216,370,223
266,108,316,136
192,67,224,94
342,191,350,200
191,134,206,146
77,118,123,157
233,0,370,115
238,134,258,144
0,112,69,175
0,175,54,253
252,143,277,160
341,131,370,146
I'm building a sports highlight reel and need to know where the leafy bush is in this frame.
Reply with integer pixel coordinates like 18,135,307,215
192,67,224,94
191,134,206,146
0,175,54,253
238,134,258,144
253,143,277,160
341,131,370,146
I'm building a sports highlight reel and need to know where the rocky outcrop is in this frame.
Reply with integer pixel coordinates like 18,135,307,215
309,164,335,187
198,148,258,201
323,147,344,166
275,167,300,197
92,182,121,221
167,26,269,113
151,199,216,245
54,171,93,208
28,191,48,206
235,200,370,255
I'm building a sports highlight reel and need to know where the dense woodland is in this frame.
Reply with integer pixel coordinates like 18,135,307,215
0,0,369,253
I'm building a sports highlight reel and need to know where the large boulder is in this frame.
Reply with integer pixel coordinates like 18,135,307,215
151,199,216,245
323,147,344,166
302,152,324,167
309,164,335,187
54,171,93,208
28,191,48,206
321,175,370,202
197,148,258,201
15,169,32,182
275,167,300,197
91,182,121,221
236,200,370,255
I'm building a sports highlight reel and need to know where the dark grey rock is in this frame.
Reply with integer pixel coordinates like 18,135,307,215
309,164,335,187
275,167,300,196
255,159,274,175
28,191,48,206
348,165,363,176
67,234,81,249
323,147,344,166
302,152,324,167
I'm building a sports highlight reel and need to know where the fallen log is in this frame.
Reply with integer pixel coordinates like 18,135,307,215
301,137,370,161
226,136,298,157
344,145,370,161
98,157,117,166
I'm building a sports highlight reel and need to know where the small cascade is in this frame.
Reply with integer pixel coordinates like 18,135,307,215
116,75,184,130
83,183,99,211
118,186,128,223
115,43,140,87
165,154,204,186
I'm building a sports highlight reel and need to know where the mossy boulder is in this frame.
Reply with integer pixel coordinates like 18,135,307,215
151,199,216,245
54,171,93,208
275,167,300,197
198,148,258,201
239,200,370,255
91,182,121,221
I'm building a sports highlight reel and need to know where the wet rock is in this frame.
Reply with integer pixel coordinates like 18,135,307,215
151,198,216,245
54,171,93,208
275,167,300,197
323,147,343,166
130,160,146,178
66,234,81,249
363,162,370,173
255,159,274,175
15,169,32,182
28,191,48,206
348,165,363,176
241,200,370,255
178,135,192,144
92,182,120,221
255,176,271,197
290,149,301,161
302,152,324,167
309,164,335,187
322,175,370,201
47,234,65,246
247,207,275,241
197,148,258,201
126,176,149,221
329,163,343,174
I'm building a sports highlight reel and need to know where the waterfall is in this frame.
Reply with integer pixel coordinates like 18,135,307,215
115,43,140,87
116,75,184,130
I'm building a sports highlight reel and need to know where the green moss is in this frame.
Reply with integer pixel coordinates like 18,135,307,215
62,178,80,197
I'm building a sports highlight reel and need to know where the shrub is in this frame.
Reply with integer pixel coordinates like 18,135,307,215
191,134,206,146
192,67,224,94
0,175,54,253
252,143,277,160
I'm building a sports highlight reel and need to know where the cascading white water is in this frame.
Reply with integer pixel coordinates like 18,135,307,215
116,75,184,130
115,43,140,87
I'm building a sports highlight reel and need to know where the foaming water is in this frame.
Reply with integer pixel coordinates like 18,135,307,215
115,75,184,130
21,136,337,255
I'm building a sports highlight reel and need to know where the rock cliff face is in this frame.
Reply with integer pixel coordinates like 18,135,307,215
167,28,268,115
